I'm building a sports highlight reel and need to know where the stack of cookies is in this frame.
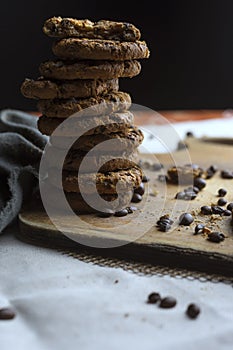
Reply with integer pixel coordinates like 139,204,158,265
21,17,150,214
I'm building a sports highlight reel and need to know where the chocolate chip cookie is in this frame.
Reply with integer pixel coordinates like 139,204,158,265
21,78,118,99
39,60,141,80
43,17,141,42
52,38,150,60
37,91,131,118
37,111,134,136
48,166,142,194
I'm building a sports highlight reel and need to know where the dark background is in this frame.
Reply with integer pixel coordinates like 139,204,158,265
1,0,233,111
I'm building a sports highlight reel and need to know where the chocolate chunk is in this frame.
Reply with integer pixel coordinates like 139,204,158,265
218,188,227,197
159,297,177,309
186,303,201,319
208,231,225,243
147,292,161,304
179,213,194,226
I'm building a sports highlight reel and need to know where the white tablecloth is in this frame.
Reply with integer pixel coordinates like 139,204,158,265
1,116,233,350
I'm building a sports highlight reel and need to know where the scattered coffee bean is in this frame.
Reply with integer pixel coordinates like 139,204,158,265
179,213,194,226
209,165,218,174
227,202,233,211
152,163,163,171
201,206,212,215
159,296,177,309
194,177,206,190
97,209,114,217
218,188,227,197
185,186,199,194
175,191,186,200
211,206,226,215
0,308,15,320
221,170,233,179
206,169,214,179
134,182,145,196
175,189,197,200
217,198,227,206
186,131,194,137
147,292,161,304
142,175,150,183
194,224,205,235
131,193,142,203
186,303,201,319
223,210,232,216
157,215,173,232
208,231,225,243
114,209,128,217
126,206,137,214
158,174,167,182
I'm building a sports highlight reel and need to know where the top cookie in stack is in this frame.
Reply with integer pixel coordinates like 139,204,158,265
21,17,150,214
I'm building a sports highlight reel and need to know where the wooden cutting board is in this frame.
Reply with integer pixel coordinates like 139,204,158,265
18,137,233,277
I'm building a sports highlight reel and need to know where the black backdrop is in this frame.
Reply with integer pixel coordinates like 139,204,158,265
1,0,233,111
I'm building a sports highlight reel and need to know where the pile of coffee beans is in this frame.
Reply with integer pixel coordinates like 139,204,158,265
157,215,174,232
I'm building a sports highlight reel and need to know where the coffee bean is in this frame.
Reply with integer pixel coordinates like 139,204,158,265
211,206,226,215
142,175,150,183
223,210,232,216
201,206,212,215
194,224,205,235
218,188,227,197
206,169,214,179
114,209,128,217
152,163,163,171
175,190,197,200
208,231,225,243
186,131,194,137
221,170,233,179
175,191,186,199
131,193,142,203
134,182,145,196
126,206,137,214
217,198,227,206
227,202,233,211
158,174,167,182
97,209,114,217
147,292,161,304
194,178,206,190
179,213,194,226
157,215,173,232
186,304,201,319
209,165,218,174
158,222,171,232
159,296,177,309
0,308,15,320
185,186,199,194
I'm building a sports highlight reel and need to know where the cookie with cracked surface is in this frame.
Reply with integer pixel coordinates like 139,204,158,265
37,91,131,118
48,166,142,194
37,111,134,136
47,147,139,172
50,127,143,152
43,17,141,41
39,60,141,80
21,78,119,99
52,38,150,60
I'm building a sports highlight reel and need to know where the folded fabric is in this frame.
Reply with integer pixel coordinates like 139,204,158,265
0,109,48,233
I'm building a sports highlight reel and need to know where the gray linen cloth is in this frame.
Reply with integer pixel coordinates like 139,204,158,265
0,109,47,232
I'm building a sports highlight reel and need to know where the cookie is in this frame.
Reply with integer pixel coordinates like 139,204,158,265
47,147,138,172
50,127,144,152
37,111,134,136
41,182,133,214
39,60,141,80
37,91,131,118
52,38,150,60
43,17,141,42
48,166,142,194
21,78,119,99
